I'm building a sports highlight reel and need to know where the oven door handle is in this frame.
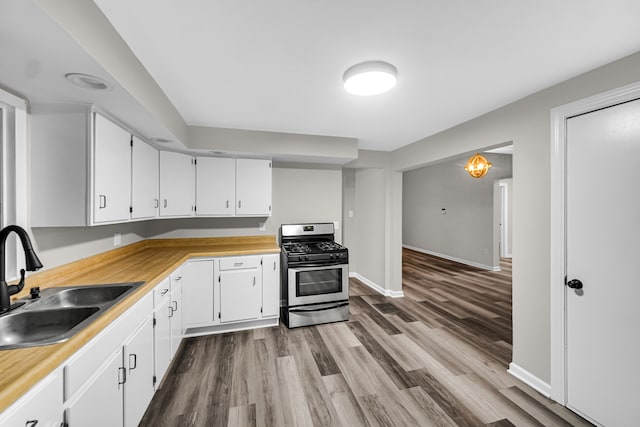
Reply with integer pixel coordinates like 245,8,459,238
289,302,349,313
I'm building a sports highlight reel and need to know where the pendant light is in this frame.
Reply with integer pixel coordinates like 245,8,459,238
464,153,492,178
343,61,397,96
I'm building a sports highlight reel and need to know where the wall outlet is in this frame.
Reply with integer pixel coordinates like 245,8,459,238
114,233,122,246
333,221,340,230
259,222,265,232
348,210,354,218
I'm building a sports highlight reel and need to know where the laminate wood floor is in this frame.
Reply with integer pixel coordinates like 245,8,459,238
140,249,592,427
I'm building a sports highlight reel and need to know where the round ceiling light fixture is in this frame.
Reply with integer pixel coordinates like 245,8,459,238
343,61,397,96
464,153,493,178
65,73,111,91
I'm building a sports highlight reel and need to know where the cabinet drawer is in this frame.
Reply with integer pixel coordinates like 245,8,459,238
219,256,259,271
64,292,152,400
153,277,171,306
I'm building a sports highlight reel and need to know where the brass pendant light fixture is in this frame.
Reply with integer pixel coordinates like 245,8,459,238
464,153,492,178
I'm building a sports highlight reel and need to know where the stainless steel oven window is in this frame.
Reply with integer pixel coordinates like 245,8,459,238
296,268,342,297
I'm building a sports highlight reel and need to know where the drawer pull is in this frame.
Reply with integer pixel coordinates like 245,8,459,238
26,421,38,427
161,288,169,296
234,262,243,267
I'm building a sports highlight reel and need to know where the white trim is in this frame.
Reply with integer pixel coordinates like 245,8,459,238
349,272,404,298
403,244,500,271
508,362,551,398
549,80,640,405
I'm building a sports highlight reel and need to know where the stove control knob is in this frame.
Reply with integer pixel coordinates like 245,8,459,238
298,256,303,262
305,256,310,261
330,254,336,259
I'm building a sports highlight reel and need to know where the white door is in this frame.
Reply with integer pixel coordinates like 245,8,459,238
566,98,640,426
219,269,260,323
159,151,195,217
196,157,236,215
93,113,131,224
123,316,154,427
261,254,280,318
131,137,159,219
236,158,272,216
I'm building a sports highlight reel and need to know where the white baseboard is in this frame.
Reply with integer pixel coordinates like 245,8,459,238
403,244,501,271
349,272,404,298
508,362,551,398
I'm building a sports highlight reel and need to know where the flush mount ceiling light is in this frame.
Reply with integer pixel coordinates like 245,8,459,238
464,153,492,178
150,137,173,144
65,73,111,91
343,61,397,96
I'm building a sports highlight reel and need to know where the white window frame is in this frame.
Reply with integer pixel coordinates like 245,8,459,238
1,87,29,280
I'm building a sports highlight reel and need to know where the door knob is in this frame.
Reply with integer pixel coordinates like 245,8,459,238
567,279,583,289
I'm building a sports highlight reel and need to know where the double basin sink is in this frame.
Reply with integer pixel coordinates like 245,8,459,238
0,282,143,350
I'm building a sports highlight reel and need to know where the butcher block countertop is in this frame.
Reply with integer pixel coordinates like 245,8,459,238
0,236,280,413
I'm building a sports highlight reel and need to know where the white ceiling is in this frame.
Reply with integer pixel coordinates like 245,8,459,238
73,1,640,151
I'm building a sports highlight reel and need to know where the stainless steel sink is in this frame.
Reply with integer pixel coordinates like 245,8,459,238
25,284,135,310
0,282,143,350
0,307,99,348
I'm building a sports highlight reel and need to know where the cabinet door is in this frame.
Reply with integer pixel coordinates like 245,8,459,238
123,316,154,427
0,369,62,427
153,294,171,388
182,260,215,327
65,349,124,427
195,157,236,216
93,113,132,224
261,254,280,318
170,281,183,357
236,159,272,216
131,137,159,219
159,151,195,217
219,269,260,323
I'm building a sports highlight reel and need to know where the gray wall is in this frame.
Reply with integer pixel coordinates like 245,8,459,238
389,50,640,384
30,165,343,268
347,168,386,286
403,153,512,269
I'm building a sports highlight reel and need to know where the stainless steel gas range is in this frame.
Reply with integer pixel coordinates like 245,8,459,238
280,223,349,328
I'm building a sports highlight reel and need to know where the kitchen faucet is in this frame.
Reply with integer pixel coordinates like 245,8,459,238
0,225,43,314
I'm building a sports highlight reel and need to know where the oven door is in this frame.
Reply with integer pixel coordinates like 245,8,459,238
287,263,349,306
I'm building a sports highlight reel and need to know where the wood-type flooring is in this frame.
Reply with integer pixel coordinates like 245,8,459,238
140,248,591,427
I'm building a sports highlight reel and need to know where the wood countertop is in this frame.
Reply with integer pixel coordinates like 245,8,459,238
0,236,280,413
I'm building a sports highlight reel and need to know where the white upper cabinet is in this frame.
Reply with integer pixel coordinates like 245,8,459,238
159,151,195,217
236,159,272,216
93,113,132,224
131,137,159,220
195,157,236,216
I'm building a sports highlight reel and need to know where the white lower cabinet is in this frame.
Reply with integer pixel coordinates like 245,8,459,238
181,254,280,332
182,259,215,328
153,266,184,388
0,368,63,427
261,253,281,318
65,348,124,427
153,278,172,386
219,257,261,323
123,316,155,427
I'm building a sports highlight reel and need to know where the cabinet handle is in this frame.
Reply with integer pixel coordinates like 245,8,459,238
175,276,182,281
161,288,169,296
129,353,137,371
273,261,276,271
234,262,243,267
26,421,38,427
172,300,178,311
253,276,256,286
118,366,126,387
168,306,174,318
163,199,168,208
154,198,159,208
99,195,107,209
238,200,242,209
226,200,229,209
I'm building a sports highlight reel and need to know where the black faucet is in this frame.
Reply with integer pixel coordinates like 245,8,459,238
0,225,43,314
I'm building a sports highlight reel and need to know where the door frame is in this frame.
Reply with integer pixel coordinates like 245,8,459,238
549,80,640,404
